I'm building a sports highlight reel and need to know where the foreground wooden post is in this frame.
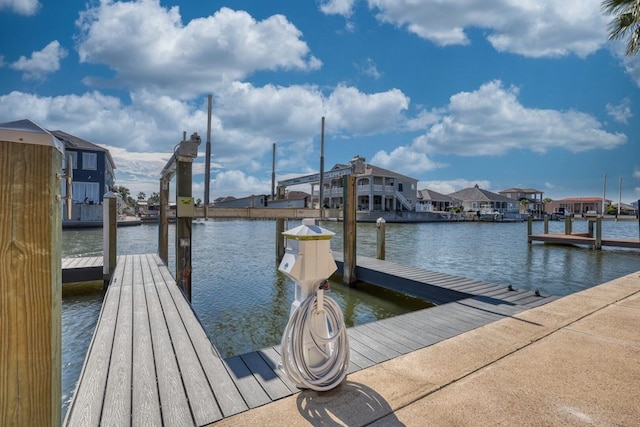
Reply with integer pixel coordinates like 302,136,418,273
595,217,602,250
543,215,549,234
275,185,286,263
0,125,62,426
564,216,572,235
588,219,594,238
376,217,386,260
103,191,117,285
527,215,533,244
343,175,357,285
158,178,169,265
176,154,193,301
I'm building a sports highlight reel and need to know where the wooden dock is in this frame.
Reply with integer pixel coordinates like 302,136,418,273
529,233,640,249
65,253,558,426
62,256,103,283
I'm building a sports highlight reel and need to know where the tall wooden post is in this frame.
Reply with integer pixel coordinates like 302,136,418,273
158,178,169,265
595,217,602,250
543,215,549,234
343,175,357,285
0,125,62,426
176,156,193,301
588,219,594,238
275,185,286,263
564,216,572,235
376,217,386,260
102,191,117,285
527,215,533,244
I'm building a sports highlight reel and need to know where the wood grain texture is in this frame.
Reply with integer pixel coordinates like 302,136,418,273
0,142,61,426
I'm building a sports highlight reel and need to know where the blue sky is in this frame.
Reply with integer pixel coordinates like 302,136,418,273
1,0,639,203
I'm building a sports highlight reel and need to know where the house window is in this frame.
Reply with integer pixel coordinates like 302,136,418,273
72,182,100,203
83,152,97,170
398,183,403,192
67,151,78,169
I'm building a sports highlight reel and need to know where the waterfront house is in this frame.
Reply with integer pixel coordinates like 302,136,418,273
213,194,268,208
499,187,545,216
545,197,611,216
448,184,519,217
318,156,418,213
416,189,461,212
268,190,311,208
52,130,116,222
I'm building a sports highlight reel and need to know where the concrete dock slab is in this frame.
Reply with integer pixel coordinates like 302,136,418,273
210,271,640,426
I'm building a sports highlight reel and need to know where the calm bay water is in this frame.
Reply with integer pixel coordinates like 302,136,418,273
61,218,640,414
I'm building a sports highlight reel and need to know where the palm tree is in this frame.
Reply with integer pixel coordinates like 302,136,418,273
602,0,640,56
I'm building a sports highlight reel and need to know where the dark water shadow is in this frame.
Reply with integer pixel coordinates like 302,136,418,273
296,381,404,426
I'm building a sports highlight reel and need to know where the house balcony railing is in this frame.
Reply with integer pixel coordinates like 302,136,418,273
316,185,398,196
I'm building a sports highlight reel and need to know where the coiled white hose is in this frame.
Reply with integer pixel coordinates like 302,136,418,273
280,290,350,391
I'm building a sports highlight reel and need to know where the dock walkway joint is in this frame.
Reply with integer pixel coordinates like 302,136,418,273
65,253,559,426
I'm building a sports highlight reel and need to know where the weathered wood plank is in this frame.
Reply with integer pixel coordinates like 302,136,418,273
224,356,271,409
348,328,402,361
131,255,161,426
359,322,423,351
240,352,292,401
101,256,133,426
151,254,248,418
65,258,124,426
149,256,222,425
255,347,300,393
143,257,194,426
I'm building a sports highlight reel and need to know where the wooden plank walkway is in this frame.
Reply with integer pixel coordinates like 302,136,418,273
333,252,558,308
62,256,102,283
65,253,558,426
529,233,640,249
64,254,249,426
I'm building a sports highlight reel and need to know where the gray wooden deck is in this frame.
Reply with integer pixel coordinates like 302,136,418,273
333,252,558,308
62,256,102,283
65,253,558,426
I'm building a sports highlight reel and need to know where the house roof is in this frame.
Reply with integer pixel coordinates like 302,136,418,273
448,184,513,203
499,187,543,194
0,119,64,153
360,164,418,183
286,191,311,200
50,130,116,169
418,189,459,202
557,197,611,203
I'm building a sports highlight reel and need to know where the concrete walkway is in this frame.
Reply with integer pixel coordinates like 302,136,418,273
211,271,640,426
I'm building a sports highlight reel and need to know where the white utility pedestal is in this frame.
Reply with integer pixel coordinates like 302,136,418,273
278,218,349,391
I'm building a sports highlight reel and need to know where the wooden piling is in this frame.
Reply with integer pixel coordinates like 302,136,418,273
0,129,62,426
158,178,169,265
595,217,602,250
176,156,193,301
527,216,533,244
564,216,572,235
275,186,286,263
543,215,549,234
376,217,386,260
343,175,357,285
102,192,117,285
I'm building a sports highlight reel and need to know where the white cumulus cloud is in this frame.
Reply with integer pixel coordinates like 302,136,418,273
10,41,67,80
0,0,40,15
368,0,607,58
75,2,321,98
